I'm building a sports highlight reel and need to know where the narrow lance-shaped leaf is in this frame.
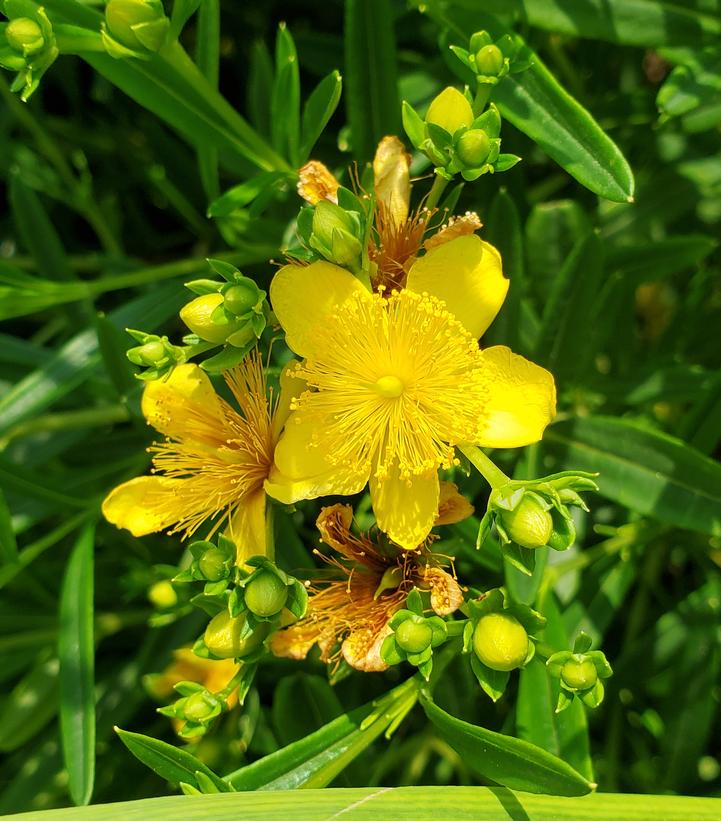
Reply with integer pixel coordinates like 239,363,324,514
421,695,594,796
59,523,96,806
300,70,343,162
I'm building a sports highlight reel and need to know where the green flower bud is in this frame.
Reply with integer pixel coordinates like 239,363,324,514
223,282,260,316
561,658,598,690
395,619,434,654
475,44,504,76
183,691,216,722
198,547,230,583
309,201,363,270
129,340,167,366
104,0,169,54
244,571,288,618
6,18,44,55
472,612,529,672
204,611,267,659
455,129,491,168
425,87,474,134
501,495,553,548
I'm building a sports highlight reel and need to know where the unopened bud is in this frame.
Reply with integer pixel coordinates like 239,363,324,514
475,44,504,76
104,0,168,54
204,611,268,659
198,547,229,582
561,658,598,690
244,571,288,618
456,129,491,167
395,619,433,654
148,580,177,609
183,691,216,722
502,495,553,549
425,87,473,134
6,18,44,54
180,293,240,344
472,612,529,671
310,201,363,270
130,340,166,366
223,281,260,317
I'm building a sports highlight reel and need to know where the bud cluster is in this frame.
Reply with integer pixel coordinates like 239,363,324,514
402,88,519,182
462,588,545,701
546,631,613,713
126,329,186,380
157,680,226,740
449,30,532,89
478,471,599,575
0,0,58,100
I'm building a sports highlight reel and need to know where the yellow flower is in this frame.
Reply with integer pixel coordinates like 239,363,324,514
102,353,294,562
265,235,556,550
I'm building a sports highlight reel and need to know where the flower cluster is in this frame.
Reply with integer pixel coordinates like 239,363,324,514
99,38,611,735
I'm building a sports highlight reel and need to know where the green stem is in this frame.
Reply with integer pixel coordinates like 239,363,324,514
0,404,129,447
472,84,492,116
425,174,449,212
458,443,510,489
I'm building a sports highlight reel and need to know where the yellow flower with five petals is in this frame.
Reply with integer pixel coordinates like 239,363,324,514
264,235,556,550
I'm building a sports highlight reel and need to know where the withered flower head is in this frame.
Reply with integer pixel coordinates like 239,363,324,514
270,504,463,673
297,160,340,205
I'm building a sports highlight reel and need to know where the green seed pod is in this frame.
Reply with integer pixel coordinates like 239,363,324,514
456,129,491,168
244,571,288,618
475,44,504,76
472,612,529,672
6,18,44,55
561,658,598,690
395,619,434,654
198,547,230,582
501,495,553,548
223,282,260,316
183,691,216,722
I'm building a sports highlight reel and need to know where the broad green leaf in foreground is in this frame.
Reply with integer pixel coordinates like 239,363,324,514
547,416,721,537
421,696,594,796
11,786,721,820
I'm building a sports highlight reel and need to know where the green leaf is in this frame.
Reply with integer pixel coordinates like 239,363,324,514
115,728,228,792
421,696,595,795
483,189,524,351
271,23,301,165
0,487,18,565
9,172,73,282
169,0,201,40
484,0,721,48
345,0,400,160
226,679,417,790
207,172,289,218
606,234,717,284
271,673,344,747
432,5,635,202
6,788,721,820
195,0,221,200
534,232,605,383
59,522,96,806
300,70,343,162
546,416,721,537
0,656,59,753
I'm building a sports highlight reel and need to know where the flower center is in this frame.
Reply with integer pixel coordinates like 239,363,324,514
375,374,404,398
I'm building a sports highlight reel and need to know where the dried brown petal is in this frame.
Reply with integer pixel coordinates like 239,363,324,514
423,566,463,616
373,136,411,227
297,160,340,205
342,624,392,672
435,480,474,525
424,212,482,251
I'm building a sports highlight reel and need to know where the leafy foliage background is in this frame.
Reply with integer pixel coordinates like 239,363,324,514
1,0,721,814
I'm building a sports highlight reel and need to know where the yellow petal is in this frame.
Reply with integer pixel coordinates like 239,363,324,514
270,360,306,444
476,346,557,448
102,475,184,536
269,261,370,358
142,364,222,435
227,488,267,565
373,135,411,227
406,234,508,339
265,411,370,504
370,466,439,550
